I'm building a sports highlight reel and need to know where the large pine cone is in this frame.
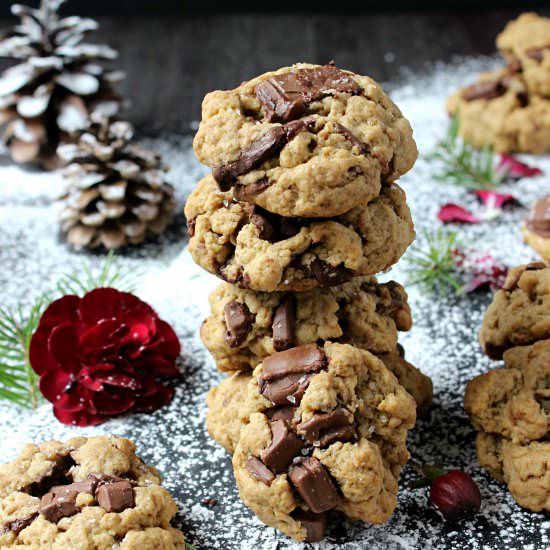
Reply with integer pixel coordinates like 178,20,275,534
0,0,125,168
58,120,176,250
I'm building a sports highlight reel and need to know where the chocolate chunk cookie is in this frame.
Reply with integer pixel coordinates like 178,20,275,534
201,276,411,372
522,194,550,259
231,342,416,542
479,261,550,359
497,13,550,98
447,68,550,154
476,432,550,512
185,175,415,292
0,436,186,549
193,63,417,218
465,339,550,445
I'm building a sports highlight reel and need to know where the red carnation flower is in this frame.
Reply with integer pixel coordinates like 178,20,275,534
29,288,181,426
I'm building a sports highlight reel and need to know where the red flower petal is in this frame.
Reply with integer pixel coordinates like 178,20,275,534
139,355,181,378
53,406,106,426
29,327,59,375
48,323,80,373
91,389,135,415
499,154,543,180
38,295,81,327
438,204,481,224
133,383,174,413
39,369,73,404
94,372,141,390
472,190,516,209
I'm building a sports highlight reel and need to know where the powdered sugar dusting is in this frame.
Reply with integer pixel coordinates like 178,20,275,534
1,55,550,548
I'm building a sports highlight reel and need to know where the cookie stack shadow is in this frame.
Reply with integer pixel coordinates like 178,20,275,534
447,12,550,154
185,63,433,542
465,260,550,513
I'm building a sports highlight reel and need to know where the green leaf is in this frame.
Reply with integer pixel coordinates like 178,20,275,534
426,115,502,190
185,543,197,550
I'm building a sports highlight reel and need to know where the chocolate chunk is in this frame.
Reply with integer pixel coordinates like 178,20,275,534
272,295,296,351
256,65,362,122
526,195,550,238
268,405,297,423
310,259,353,287
289,457,340,513
333,122,369,154
461,80,504,102
39,490,78,523
261,372,314,406
246,205,275,240
213,126,287,190
187,217,196,237
24,455,75,497
507,58,522,73
285,115,317,140
245,457,275,486
261,344,326,381
297,408,355,447
278,218,301,239
504,261,548,291
292,509,327,542
261,419,305,472
526,47,547,62
0,513,38,535
224,300,255,347
96,480,135,513
396,342,405,358
234,177,272,201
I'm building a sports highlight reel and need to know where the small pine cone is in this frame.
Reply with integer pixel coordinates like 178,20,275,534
0,0,125,168
58,120,176,250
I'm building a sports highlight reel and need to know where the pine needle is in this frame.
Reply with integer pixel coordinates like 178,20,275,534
427,115,506,190
405,230,463,296
0,253,143,409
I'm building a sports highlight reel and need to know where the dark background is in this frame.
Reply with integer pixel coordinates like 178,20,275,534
2,1,550,132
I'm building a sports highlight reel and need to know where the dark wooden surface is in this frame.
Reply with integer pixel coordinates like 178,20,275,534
3,8,550,133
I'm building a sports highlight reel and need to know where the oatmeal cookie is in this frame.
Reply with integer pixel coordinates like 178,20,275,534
465,339,550,445
201,277,411,372
476,432,550,512
447,69,550,154
193,63,417,218
231,342,416,542
522,194,550,259
479,261,550,358
497,13,550,98
0,435,185,549
185,175,415,293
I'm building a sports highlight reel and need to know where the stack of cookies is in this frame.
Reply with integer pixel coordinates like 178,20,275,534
447,12,550,154
185,63,433,542
465,261,550,512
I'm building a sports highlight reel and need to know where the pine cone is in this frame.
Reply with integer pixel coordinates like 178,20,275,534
58,120,176,250
0,0,125,168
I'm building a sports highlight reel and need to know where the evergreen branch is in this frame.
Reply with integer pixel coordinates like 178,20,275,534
185,543,197,550
405,230,463,296
427,115,505,190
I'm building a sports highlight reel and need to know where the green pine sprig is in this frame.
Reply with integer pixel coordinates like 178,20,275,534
427,115,506,190
404,230,463,295
185,543,197,550
0,252,142,409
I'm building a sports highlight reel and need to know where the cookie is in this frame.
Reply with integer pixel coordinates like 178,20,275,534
185,175,415,292
465,339,550,445
479,261,550,359
206,372,251,454
0,435,186,549
230,342,416,542
522,194,550,259
496,13,550,98
193,63,417,218
476,432,550,512
447,69,550,154
201,276,411,372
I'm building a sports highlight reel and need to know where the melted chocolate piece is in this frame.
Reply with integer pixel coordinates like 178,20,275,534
272,295,296,351
23,455,76,497
526,195,550,238
526,47,548,62
245,204,275,240
310,259,353,287
256,65,362,122
289,457,340,513
261,344,326,381
507,58,523,73
213,126,287,190
261,372,314,406
292,509,327,542
245,457,275,486
39,491,78,523
234,178,273,201
297,408,356,447
96,480,135,513
461,80,505,102
261,419,305,472
187,217,196,237
224,300,255,347
0,513,38,535
268,405,297,423
333,122,369,154
285,115,317,140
